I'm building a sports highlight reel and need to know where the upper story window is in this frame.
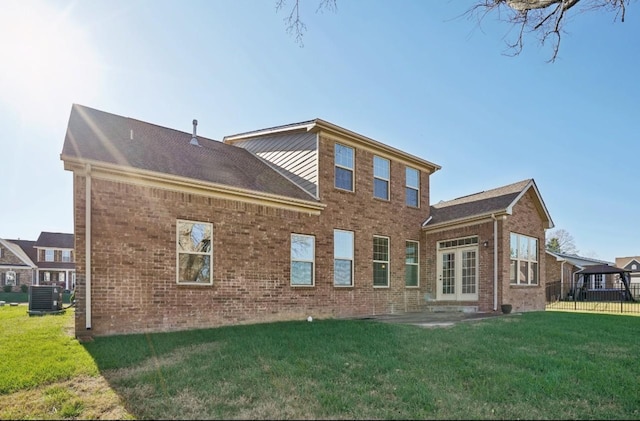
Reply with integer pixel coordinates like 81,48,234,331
62,250,72,262
45,249,54,262
335,143,354,191
176,220,213,285
509,233,538,285
373,156,390,200
291,234,315,286
405,167,419,207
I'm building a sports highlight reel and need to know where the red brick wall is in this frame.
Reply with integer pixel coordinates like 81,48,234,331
73,135,435,337
501,190,547,312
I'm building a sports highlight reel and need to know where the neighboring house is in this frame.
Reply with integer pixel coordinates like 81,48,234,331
0,233,76,292
0,238,37,291
545,251,616,299
34,232,76,291
60,104,554,338
615,256,640,286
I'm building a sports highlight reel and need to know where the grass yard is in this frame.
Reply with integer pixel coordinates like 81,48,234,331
1,306,639,420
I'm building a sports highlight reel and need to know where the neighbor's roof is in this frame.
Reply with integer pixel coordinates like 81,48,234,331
35,232,74,249
60,104,317,202
0,239,37,268
9,239,38,264
549,251,614,267
423,179,554,230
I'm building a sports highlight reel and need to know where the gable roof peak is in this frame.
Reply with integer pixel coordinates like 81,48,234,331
424,178,553,230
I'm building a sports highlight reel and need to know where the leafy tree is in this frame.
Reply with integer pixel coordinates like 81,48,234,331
275,0,632,61
546,228,578,254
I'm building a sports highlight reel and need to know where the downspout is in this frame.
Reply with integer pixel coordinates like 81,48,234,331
491,214,498,311
560,260,566,298
85,164,92,330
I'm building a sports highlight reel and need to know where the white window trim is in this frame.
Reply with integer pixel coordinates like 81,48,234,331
509,233,539,286
405,166,420,208
61,250,72,262
44,249,55,262
373,235,390,288
405,240,419,288
334,143,355,192
373,156,390,201
176,219,213,286
334,229,354,287
290,234,315,287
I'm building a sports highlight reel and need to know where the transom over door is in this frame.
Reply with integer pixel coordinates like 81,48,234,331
436,246,478,301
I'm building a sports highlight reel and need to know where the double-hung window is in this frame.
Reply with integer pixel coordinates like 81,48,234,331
373,156,390,200
45,249,54,262
335,143,354,191
373,236,389,287
176,220,213,285
62,250,71,262
291,234,315,286
405,167,419,207
509,233,538,285
334,230,354,286
405,240,419,287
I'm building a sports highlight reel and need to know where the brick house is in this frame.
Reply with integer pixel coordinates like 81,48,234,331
34,232,76,291
0,232,75,292
0,233,75,292
615,256,640,287
60,104,554,337
0,238,37,291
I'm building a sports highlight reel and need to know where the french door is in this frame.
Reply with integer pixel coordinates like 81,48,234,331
437,246,478,301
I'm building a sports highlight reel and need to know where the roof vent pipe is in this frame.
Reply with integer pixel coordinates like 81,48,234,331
190,119,201,146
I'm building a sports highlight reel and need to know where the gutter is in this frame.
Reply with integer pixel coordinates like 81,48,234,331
491,213,498,311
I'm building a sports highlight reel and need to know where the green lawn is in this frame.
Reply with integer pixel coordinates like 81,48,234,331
1,306,639,420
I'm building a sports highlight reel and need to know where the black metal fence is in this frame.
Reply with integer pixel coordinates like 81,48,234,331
545,280,640,315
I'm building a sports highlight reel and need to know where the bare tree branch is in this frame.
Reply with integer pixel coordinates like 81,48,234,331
276,0,337,47
275,1,631,61
466,0,631,62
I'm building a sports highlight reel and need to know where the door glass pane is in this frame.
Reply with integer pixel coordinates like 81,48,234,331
442,253,455,294
462,250,476,294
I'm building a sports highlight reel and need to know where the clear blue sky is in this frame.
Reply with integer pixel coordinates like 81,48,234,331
1,0,638,262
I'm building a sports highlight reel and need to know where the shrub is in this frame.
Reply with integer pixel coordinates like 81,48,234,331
20,284,28,293
3,285,13,293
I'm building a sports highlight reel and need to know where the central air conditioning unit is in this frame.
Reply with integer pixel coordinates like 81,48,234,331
28,285,64,315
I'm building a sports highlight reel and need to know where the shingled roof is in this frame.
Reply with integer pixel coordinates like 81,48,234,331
35,232,74,249
60,104,317,202
8,239,38,264
423,179,553,229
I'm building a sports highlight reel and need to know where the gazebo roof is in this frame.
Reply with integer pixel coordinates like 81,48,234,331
575,264,630,275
